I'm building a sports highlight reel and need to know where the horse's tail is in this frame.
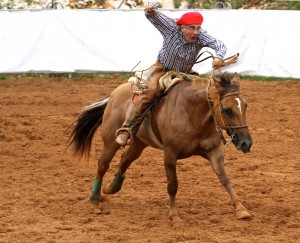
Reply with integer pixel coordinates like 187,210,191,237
67,96,109,159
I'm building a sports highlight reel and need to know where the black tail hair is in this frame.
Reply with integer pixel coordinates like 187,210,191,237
67,97,109,159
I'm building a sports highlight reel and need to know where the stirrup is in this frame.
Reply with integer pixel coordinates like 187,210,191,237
115,127,132,137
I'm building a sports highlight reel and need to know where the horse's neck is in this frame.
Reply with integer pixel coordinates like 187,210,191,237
160,78,215,110
207,85,219,107
171,78,214,117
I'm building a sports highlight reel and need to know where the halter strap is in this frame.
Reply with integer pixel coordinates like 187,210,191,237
220,91,242,99
218,92,249,131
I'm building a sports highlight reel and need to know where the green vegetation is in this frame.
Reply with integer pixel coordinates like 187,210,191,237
0,72,132,80
25,0,34,5
287,1,300,10
0,73,299,82
240,75,300,82
174,0,181,8
173,0,300,10
1,0,300,10
224,0,243,9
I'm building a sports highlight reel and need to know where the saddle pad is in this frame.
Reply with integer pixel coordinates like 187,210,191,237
159,71,199,92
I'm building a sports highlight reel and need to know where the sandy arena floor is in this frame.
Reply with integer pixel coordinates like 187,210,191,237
0,75,299,242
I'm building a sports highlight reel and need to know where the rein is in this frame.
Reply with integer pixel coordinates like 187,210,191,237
191,52,240,69
206,78,227,145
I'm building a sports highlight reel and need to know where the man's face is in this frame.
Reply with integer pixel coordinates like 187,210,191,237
180,25,201,43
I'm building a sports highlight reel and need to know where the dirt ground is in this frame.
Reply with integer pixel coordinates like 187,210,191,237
0,75,299,243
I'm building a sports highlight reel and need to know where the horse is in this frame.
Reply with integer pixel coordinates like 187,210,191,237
67,70,253,226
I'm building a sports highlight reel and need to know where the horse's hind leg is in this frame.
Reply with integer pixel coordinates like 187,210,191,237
90,142,119,204
102,140,147,194
208,148,250,219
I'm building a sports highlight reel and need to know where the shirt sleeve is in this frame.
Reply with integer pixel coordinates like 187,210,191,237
145,11,178,39
199,29,227,59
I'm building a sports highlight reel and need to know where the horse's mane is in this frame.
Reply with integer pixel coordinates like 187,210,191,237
215,72,240,95
219,71,231,85
219,72,237,87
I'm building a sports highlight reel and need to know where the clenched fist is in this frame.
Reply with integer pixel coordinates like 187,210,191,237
212,57,224,69
145,5,156,14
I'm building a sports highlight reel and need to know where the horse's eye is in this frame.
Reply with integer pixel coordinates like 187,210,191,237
223,108,232,116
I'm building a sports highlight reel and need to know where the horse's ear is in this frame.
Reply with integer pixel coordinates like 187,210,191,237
231,72,240,88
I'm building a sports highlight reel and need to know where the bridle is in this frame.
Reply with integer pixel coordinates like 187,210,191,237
207,75,248,145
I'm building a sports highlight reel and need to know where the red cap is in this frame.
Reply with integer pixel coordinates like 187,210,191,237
176,12,203,25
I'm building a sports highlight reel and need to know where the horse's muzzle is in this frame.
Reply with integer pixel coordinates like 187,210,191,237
232,134,253,154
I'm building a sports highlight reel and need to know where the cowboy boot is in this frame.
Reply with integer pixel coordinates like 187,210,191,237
115,63,165,146
115,99,140,146
115,91,153,146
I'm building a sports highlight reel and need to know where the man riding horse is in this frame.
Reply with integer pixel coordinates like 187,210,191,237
115,2,227,146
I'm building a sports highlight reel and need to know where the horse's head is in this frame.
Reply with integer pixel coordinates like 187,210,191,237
211,72,253,153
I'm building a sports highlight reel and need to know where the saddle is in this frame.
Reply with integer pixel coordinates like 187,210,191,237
128,69,199,93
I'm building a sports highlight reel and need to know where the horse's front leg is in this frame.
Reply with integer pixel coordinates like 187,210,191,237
208,147,251,219
164,150,182,227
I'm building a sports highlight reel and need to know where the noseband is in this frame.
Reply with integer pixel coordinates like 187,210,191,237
207,79,248,145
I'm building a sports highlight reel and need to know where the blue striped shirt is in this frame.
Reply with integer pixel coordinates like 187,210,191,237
145,11,227,73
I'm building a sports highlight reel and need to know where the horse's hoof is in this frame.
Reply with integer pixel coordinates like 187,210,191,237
102,184,120,194
90,195,109,203
170,216,184,228
236,209,251,219
102,173,125,194
90,195,101,205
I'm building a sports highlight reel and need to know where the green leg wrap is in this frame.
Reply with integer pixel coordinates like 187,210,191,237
109,173,125,194
90,178,102,203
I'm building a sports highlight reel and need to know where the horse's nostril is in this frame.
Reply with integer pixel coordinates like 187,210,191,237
241,141,252,153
